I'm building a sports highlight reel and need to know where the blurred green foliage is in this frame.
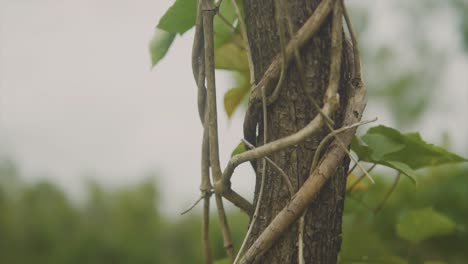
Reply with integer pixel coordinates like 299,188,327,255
1,159,467,263
0,159,249,264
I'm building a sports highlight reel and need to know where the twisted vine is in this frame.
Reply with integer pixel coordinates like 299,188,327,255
190,0,368,262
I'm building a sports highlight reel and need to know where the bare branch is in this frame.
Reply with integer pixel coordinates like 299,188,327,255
202,193,213,264
217,12,237,32
298,211,306,264
223,189,253,215
347,160,359,175
234,85,269,264
242,139,294,197
231,0,255,85
192,0,206,124
311,118,376,171
202,0,222,184
181,194,205,215
374,172,401,213
201,2,236,261
266,0,288,105
215,194,235,262
297,4,345,260
248,0,337,103
342,0,361,79
346,163,376,193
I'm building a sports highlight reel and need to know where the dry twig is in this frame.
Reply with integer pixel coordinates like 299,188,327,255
231,0,255,85
241,139,294,197
374,172,401,213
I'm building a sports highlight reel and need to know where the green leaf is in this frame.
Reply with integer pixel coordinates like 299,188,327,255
351,125,468,184
157,0,197,34
396,207,456,243
215,39,249,71
366,126,467,169
384,161,417,185
149,29,176,67
213,0,238,48
224,84,250,118
231,141,246,157
424,261,447,264
361,133,405,161
351,136,372,161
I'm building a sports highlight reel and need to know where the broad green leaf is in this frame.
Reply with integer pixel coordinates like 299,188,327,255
361,133,405,161
396,207,456,243
366,126,467,169
384,161,417,185
231,141,246,157
424,261,447,264
149,29,176,67
224,84,250,118
157,0,197,34
213,0,238,48
215,38,249,71
351,136,372,161
352,126,467,184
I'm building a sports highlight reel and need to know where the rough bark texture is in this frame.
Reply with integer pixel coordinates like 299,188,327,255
244,0,352,263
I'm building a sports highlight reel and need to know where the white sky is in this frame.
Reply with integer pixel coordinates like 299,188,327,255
1,0,467,215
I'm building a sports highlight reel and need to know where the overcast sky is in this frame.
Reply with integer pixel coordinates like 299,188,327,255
1,0,467,215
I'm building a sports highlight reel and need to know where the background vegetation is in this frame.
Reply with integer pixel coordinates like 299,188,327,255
1,159,467,264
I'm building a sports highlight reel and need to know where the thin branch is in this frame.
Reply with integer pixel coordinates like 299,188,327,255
200,115,212,194
347,160,359,176
192,0,206,124
346,163,376,193
231,0,255,85
298,211,306,264
311,119,377,171
284,3,336,129
214,0,223,8
215,194,235,262
234,86,269,264
217,12,237,32
242,139,294,197
242,0,336,172
181,194,205,215
266,0,288,105
374,172,401,213
202,0,222,184
202,193,213,264
222,189,253,215
325,123,375,184
248,0,337,103
201,119,213,264
202,1,253,215
342,0,361,79
202,2,235,261
298,4,344,262
193,2,212,263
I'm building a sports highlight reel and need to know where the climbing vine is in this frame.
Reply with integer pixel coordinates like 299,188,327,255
150,0,468,263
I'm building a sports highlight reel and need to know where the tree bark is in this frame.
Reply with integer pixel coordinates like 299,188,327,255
243,0,352,263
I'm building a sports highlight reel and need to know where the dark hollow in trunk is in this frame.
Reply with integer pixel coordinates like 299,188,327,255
243,0,352,263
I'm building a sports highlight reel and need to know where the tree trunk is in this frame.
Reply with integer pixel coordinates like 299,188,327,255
243,0,352,263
